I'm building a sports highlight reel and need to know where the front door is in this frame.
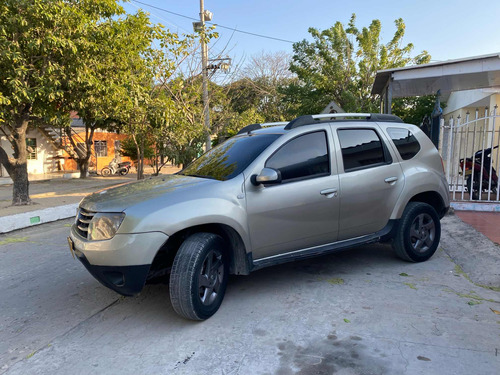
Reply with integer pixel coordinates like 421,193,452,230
246,130,340,259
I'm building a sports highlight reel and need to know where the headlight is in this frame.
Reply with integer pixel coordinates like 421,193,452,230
88,212,125,241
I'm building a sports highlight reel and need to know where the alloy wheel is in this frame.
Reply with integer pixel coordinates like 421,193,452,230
409,213,435,253
198,249,224,306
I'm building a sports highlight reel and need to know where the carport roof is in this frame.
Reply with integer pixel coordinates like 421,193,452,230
372,52,500,98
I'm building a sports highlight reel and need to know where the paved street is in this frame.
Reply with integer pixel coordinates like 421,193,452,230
1,217,499,375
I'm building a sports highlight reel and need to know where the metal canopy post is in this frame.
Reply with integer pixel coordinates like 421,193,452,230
382,76,393,114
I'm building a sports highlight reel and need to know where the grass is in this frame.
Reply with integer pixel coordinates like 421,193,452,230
454,264,500,292
403,282,417,290
443,288,499,304
0,236,28,246
326,278,344,285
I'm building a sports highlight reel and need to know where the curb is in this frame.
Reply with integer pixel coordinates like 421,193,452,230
450,201,500,212
0,203,78,234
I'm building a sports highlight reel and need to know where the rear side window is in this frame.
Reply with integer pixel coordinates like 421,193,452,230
266,131,329,182
387,127,421,160
338,129,386,172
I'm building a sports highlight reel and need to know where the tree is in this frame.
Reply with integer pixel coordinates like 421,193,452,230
160,77,206,168
62,9,160,179
0,0,127,204
392,95,446,126
228,51,295,122
120,136,154,161
283,14,431,116
118,28,200,178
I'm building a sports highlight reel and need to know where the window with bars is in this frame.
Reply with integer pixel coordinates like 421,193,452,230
26,138,37,160
94,140,107,157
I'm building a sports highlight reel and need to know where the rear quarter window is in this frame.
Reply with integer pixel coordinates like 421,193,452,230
387,127,421,160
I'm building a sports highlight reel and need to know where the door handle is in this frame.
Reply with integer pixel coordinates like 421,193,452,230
320,188,338,198
384,177,398,184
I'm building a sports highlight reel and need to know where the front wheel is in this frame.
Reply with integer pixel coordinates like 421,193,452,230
101,167,112,177
169,233,229,320
392,202,441,262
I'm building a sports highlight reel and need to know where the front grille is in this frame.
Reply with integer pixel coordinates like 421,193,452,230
75,208,95,239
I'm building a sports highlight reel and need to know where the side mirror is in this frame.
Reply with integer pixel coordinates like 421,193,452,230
251,168,282,186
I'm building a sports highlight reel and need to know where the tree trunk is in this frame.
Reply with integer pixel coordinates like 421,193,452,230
77,160,88,179
139,137,145,180
65,123,94,179
132,134,143,180
0,106,32,205
11,162,31,206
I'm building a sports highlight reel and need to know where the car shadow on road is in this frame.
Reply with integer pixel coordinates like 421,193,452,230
91,243,404,325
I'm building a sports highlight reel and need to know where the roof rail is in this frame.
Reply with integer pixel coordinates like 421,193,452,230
237,123,261,134
236,121,288,135
284,113,403,130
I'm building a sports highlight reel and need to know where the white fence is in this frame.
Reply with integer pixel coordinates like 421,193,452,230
440,106,499,202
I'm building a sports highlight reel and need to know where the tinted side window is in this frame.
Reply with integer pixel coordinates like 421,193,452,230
387,127,421,160
266,131,329,182
338,129,385,172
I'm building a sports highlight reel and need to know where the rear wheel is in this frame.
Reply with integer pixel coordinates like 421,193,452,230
466,176,480,200
119,168,129,175
392,202,441,262
169,233,229,320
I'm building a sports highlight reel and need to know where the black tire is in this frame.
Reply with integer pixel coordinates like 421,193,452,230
465,176,480,200
119,168,128,175
169,233,229,320
101,167,112,177
392,202,441,262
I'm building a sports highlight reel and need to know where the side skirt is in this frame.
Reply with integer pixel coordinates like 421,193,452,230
250,220,398,271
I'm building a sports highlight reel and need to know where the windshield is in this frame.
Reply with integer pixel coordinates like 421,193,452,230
178,133,282,181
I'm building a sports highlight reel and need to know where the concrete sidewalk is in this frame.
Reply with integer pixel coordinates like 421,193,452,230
0,165,180,233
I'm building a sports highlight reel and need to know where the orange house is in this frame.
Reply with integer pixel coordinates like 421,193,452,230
62,131,133,173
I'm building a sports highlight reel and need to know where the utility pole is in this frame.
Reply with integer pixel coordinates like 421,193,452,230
199,0,211,151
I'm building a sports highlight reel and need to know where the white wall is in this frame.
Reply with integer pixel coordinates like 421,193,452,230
0,128,59,177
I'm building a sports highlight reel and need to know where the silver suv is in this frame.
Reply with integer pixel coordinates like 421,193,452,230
68,113,450,320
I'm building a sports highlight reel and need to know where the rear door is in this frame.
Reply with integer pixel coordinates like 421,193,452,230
332,125,404,240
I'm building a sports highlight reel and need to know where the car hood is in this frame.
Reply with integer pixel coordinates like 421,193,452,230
79,174,217,212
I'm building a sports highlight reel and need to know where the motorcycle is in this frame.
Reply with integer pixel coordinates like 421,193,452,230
459,146,498,200
101,159,132,176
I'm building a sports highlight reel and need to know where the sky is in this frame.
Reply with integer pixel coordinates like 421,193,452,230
123,0,500,68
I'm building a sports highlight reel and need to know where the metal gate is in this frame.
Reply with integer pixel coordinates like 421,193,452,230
440,106,499,202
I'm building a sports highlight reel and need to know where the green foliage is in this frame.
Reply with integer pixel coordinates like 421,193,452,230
0,0,126,125
283,14,431,115
120,136,154,161
0,0,131,201
229,52,295,122
392,95,446,126
99,18,200,177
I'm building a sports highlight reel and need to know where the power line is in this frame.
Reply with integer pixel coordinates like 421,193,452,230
131,0,295,44
128,1,190,34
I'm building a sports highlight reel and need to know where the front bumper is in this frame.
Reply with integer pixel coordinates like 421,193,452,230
77,251,150,296
68,226,169,296
69,225,168,266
